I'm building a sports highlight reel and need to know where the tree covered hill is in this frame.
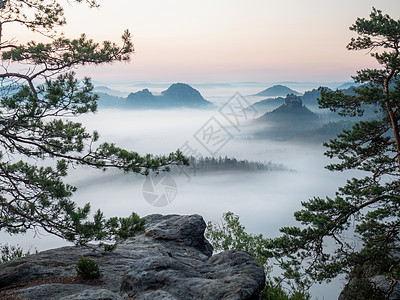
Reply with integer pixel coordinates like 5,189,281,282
174,156,287,174
97,83,213,109
254,94,323,141
252,85,301,97
249,86,359,113
258,94,318,123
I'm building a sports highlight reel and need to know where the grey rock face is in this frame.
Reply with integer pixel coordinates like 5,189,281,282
137,290,178,300
15,284,114,300
370,275,400,300
339,271,400,299
60,289,124,300
0,214,265,300
0,262,46,288
120,249,265,300
144,214,213,257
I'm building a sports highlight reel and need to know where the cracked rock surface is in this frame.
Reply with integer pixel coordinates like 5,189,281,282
0,214,265,300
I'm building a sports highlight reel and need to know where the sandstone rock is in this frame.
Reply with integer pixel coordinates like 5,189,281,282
14,284,109,300
370,275,400,300
136,290,178,300
120,249,264,300
0,214,265,300
60,288,124,300
0,262,46,288
339,267,400,299
144,214,213,257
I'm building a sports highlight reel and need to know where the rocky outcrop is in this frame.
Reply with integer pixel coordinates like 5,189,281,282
124,83,213,109
339,275,400,300
284,94,302,109
258,94,317,123
0,214,265,300
338,250,400,300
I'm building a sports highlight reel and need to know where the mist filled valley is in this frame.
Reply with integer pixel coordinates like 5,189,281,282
0,82,367,299
3,1,400,299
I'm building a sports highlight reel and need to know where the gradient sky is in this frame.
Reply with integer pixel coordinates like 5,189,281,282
32,1,400,82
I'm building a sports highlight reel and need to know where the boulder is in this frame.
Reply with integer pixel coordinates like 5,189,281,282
0,214,265,300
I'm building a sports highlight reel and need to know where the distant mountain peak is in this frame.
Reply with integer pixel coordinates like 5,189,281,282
161,83,204,100
253,85,301,97
258,94,317,122
128,88,153,98
122,83,212,109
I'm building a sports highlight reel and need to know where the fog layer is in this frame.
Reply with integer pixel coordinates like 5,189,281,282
1,86,360,299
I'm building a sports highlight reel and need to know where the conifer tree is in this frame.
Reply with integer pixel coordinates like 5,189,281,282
0,0,187,245
267,8,400,296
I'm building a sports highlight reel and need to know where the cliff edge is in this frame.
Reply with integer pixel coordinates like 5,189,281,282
0,214,265,300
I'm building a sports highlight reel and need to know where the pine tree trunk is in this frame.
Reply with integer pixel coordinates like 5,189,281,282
384,68,400,174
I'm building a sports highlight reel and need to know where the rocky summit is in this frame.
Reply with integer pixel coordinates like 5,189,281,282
0,214,265,300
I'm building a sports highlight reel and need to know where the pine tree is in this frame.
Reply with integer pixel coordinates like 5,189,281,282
267,8,400,297
0,0,187,246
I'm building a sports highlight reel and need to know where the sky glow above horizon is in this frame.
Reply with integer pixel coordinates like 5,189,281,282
13,0,400,83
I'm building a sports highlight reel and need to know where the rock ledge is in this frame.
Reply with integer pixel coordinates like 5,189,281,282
0,214,265,300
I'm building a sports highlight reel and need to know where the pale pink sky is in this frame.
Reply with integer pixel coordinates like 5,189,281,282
16,0,400,83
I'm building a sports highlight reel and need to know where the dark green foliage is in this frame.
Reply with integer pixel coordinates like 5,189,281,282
181,156,286,173
64,211,146,246
340,278,377,300
0,1,188,246
206,212,270,268
339,251,399,300
0,244,33,263
206,212,310,300
75,256,102,279
262,282,310,300
264,8,400,297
